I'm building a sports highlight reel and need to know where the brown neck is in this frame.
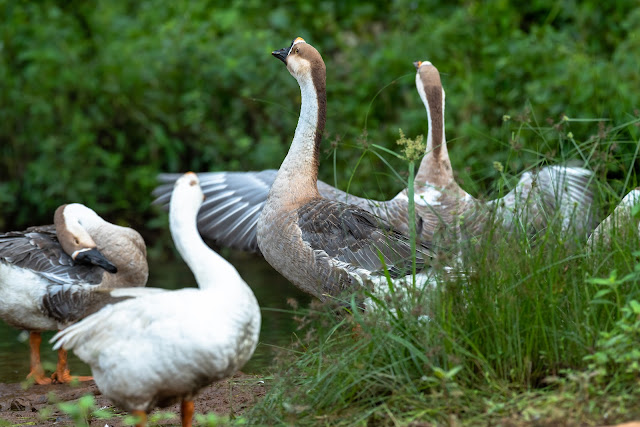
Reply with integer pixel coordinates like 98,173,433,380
426,85,444,160
415,84,453,188
311,63,327,181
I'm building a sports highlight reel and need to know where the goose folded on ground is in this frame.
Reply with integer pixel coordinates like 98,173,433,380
587,188,640,248
253,37,434,301
152,61,598,254
0,204,148,384
52,172,261,427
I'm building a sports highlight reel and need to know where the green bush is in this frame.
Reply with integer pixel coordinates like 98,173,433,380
1,0,639,239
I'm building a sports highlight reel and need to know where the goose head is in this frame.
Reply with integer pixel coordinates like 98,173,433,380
170,172,205,218
414,60,445,109
272,37,326,85
54,204,118,273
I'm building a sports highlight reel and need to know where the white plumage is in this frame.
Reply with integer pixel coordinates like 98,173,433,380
52,172,261,425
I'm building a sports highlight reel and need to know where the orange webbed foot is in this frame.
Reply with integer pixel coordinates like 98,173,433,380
26,369,52,385
50,369,93,384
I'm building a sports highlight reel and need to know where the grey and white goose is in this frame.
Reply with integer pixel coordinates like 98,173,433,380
153,62,598,253
0,204,148,384
52,172,261,427
254,37,433,300
408,60,599,242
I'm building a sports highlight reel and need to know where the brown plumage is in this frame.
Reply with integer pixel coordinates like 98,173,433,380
256,38,433,301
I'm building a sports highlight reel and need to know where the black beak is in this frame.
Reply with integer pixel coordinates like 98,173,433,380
413,61,422,70
74,248,118,274
272,47,289,64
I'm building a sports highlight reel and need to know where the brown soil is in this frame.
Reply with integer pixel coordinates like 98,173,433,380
0,372,265,426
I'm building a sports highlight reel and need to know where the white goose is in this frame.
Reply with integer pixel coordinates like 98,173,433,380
0,204,147,384
52,172,261,427
152,62,597,254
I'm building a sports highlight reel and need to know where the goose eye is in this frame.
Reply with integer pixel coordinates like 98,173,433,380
295,48,300,53
74,238,79,244
189,180,197,186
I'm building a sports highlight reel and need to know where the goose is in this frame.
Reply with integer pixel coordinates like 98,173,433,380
52,172,261,427
253,37,434,300
406,60,599,242
152,62,597,254
587,188,640,248
0,204,148,384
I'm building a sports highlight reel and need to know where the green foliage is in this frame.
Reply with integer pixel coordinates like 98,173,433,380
395,128,425,162
195,412,248,426
52,394,117,427
585,261,640,386
1,0,639,239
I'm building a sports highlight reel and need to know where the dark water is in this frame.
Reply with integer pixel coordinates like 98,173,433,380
0,251,310,383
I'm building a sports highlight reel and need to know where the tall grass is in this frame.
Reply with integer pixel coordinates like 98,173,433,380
248,117,640,425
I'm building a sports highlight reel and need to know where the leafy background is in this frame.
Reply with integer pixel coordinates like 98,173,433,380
1,0,639,246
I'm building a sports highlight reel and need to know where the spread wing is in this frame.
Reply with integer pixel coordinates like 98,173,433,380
152,170,379,254
488,165,599,237
153,171,278,253
297,199,434,278
0,230,104,286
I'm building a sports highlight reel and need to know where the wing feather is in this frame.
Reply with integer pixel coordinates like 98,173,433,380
297,199,433,278
0,230,104,285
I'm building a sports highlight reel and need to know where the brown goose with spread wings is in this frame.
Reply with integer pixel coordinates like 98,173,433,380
254,38,433,300
0,204,148,384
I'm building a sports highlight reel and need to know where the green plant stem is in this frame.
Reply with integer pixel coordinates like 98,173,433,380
407,161,417,286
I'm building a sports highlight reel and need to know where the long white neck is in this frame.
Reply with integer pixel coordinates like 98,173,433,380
415,82,453,187
170,202,244,290
269,74,322,205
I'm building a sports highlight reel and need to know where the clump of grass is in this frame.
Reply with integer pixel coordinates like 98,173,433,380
248,118,640,425
250,219,640,425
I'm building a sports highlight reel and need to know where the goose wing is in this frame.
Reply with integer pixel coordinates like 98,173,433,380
297,199,434,277
488,165,599,237
534,166,599,236
153,170,378,254
42,285,165,325
52,288,259,384
0,230,104,285
153,171,277,253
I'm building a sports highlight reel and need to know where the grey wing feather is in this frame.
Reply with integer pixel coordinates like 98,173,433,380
0,230,104,285
487,165,599,237
297,199,433,278
316,180,384,211
153,170,279,253
535,166,599,236
153,170,374,254
41,284,132,324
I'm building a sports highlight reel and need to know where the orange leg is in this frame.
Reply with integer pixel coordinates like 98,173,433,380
51,347,93,384
181,400,194,427
132,410,147,427
26,332,51,385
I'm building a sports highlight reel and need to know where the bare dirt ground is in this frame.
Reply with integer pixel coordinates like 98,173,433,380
0,372,265,426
